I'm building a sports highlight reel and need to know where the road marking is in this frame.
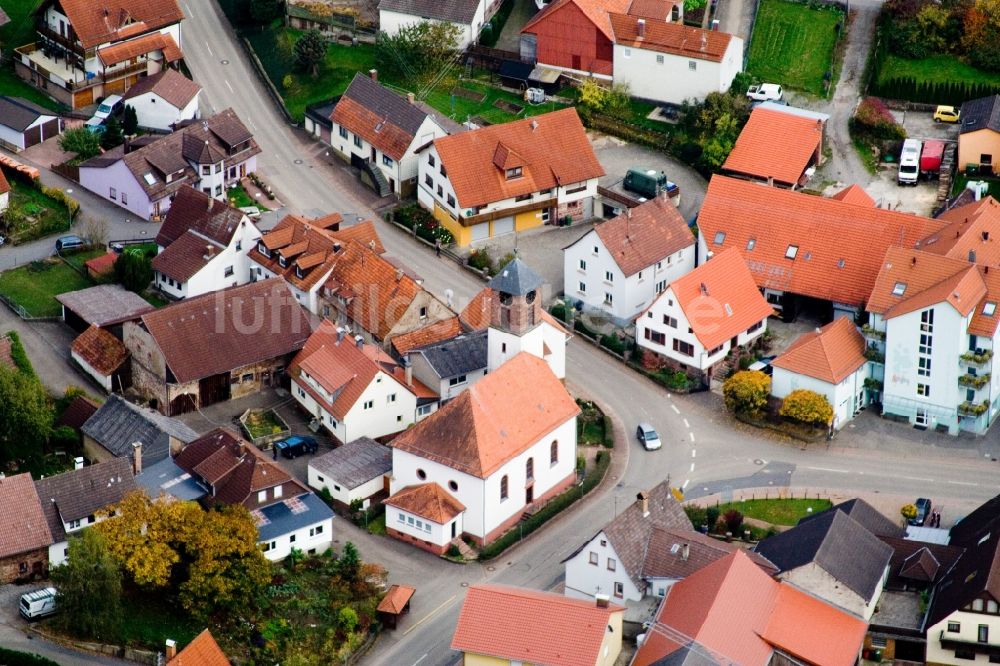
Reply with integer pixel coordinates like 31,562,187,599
225,79,234,93
689,462,695,472
682,479,689,489
899,475,935,483
948,480,979,486
413,655,428,666
691,449,696,458
683,418,689,428
804,466,849,473
206,43,213,56
670,405,680,414
688,432,695,442
403,594,457,636
183,1,192,14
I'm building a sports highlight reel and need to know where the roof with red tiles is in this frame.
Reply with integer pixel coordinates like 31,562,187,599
251,215,348,292
609,13,733,62
697,175,949,307
0,473,53,559
664,247,773,350
569,195,693,277
451,584,624,665
430,109,603,209
867,247,987,320
770,317,866,384
377,584,416,614
384,482,466,523
85,252,118,277
920,196,1000,266
830,184,875,207
0,168,9,195
52,0,184,49
723,108,822,185
391,317,463,355
626,0,680,20
98,31,183,66
72,325,128,375
460,287,568,335
168,629,231,666
390,353,579,478
56,395,100,430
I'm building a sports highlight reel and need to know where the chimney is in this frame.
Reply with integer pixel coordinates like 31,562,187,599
530,119,539,131
700,282,708,296
204,244,215,260
396,268,404,282
355,334,364,349
984,231,990,242
73,456,84,470
165,639,177,660
701,32,707,51
595,594,610,608
407,92,415,104
767,176,774,187
681,543,689,561
336,326,346,343
911,256,916,266
403,355,413,386
369,69,378,82
970,249,977,263
131,442,142,475
637,18,646,38
626,207,632,219
638,491,649,517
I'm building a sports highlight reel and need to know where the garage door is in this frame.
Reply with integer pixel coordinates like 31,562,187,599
492,215,515,237
24,125,41,148
40,118,59,142
471,221,490,243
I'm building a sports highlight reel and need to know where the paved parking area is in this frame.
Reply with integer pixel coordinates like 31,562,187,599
892,108,961,143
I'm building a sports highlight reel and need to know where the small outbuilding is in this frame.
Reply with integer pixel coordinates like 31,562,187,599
377,584,416,629
0,96,62,152
71,324,129,392
56,284,154,336
307,437,391,509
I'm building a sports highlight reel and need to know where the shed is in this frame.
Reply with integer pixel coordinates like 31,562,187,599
0,97,62,152
56,284,154,336
307,437,392,508
80,394,199,471
377,584,415,629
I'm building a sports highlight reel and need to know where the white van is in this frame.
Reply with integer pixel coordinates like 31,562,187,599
898,139,922,186
19,587,58,620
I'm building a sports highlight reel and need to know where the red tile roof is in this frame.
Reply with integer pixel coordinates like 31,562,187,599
0,168,9,195
56,395,100,430
830,184,875,207
698,175,948,307
391,317,463,355
523,0,631,42
332,98,413,162
377,584,416,614
85,252,118,277
633,551,866,666
56,0,184,49
384,482,466,523
723,108,822,185
666,247,773,350
138,278,314,384
0,473,52,559
609,13,733,62
431,109,603,209
98,31,183,66
252,215,346,292
770,317,866,384
582,195,693,277
168,629,231,666
920,196,1000,266
626,0,680,20
72,325,128,375
451,584,624,665
390,353,579,478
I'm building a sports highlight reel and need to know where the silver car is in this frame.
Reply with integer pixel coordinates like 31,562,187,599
636,423,662,451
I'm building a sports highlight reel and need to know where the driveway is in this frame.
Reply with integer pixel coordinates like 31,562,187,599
494,0,539,52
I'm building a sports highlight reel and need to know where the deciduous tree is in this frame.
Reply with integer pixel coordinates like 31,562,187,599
0,364,53,465
293,30,327,78
374,21,461,88
722,370,770,416
51,529,123,640
58,127,101,161
779,389,834,426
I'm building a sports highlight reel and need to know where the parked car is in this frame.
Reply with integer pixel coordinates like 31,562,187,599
19,587,58,621
746,84,783,101
909,498,933,526
748,356,776,376
55,235,86,252
84,117,106,134
624,168,668,200
275,435,318,459
897,139,922,186
93,94,123,121
636,423,662,451
933,105,960,123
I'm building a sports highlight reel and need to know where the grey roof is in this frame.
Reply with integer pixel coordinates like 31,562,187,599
649,644,724,666
56,284,154,327
81,395,199,468
753,509,893,602
255,492,335,542
487,258,544,296
309,438,391,490
757,101,830,122
340,73,428,137
0,96,56,132
412,330,488,379
377,0,480,28
797,498,904,538
134,455,208,502
960,94,1000,135
34,458,137,542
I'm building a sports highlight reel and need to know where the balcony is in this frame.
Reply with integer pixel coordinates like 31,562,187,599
861,324,885,340
864,346,885,363
958,400,989,417
961,349,994,366
958,373,991,389
35,22,84,56
15,42,151,91
939,631,1000,658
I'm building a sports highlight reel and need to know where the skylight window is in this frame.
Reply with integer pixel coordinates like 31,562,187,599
724,303,733,316
746,238,755,251
985,302,997,317
785,245,798,259
892,282,907,296
714,231,726,245
143,173,156,185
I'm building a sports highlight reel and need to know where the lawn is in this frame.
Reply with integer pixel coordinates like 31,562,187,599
0,253,100,317
4,178,73,244
877,54,1000,88
715,498,833,526
746,0,843,96
141,290,170,308
953,173,1000,200
226,183,268,210
0,0,63,112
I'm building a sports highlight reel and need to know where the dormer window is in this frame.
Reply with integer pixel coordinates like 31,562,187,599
257,242,270,258
506,167,522,179
279,256,287,268
295,266,303,279
985,302,997,316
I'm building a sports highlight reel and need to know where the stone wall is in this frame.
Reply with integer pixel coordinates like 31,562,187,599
0,546,48,584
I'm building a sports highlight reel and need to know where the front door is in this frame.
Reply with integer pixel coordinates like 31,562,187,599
451,522,457,539
371,146,377,162
239,163,247,178
525,486,534,504
915,409,929,427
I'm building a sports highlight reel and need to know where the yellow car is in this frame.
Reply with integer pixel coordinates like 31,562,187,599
934,105,960,123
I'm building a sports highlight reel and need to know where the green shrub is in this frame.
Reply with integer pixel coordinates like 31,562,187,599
5,331,36,379
684,504,707,527
446,544,461,558
706,506,721,531
600,334,626,355
549,304,568,322
0,648,60,666
573,319,597,339
468,248,493,273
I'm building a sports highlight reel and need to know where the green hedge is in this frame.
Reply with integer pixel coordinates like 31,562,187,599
5,330,37,380
392,204,454,245
870,77,1000,106
0,648,60,666
479,452,611,560
478,0,516,47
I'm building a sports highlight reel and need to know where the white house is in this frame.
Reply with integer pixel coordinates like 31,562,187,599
0,96,62,152
34,458,137,567
408,330,489,402
770,317,870,430
121,69,201,131
417,108,604,247
610,15,743,105
635,247,773,381
377,0,497,49
563,195,694,324
289,320,431,444
307,437,391,509
254,492,335,561
387,352,580,554
329,73,462,198
865,247,1000,435
151,186,262,299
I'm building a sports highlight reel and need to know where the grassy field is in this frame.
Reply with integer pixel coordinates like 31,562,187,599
5,179,72,244
0,251,102,317
877,54,1000,88
746,0,843,96
716,498,833,526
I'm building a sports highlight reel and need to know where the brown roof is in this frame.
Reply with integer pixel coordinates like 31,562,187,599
85,252,118,277
156,185,248,247
626,0,680,20
377,584,416,614
431,109,603,209
152,230,228,282
72,325,128,375
56,395,100,430
644,528,779,580
332,74,431,161
97,31,183,66
168,629,231,666
921,196,1000,265
451,584,624,666
391,317,463,355
390,353,579,478
663,247,774,350
878,536,964,586
723,108,823,185
609,13,733,62
0,473,53,558
582,195,693,277
52,0,184,49
137,279,314,383
384,482,466,523
56,284,154,327
123,68,201,108
34,458,136,542
830,184,875,207
523,0,631,42
698,175,948,307
770,317,866,384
